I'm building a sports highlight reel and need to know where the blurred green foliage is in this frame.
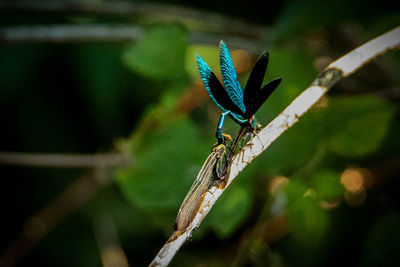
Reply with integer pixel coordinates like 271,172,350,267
122,24,188,80
1,0,399,267
325,96,395,157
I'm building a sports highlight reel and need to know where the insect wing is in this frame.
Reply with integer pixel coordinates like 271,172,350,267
219,41,246,114
244,51,269,117
175,144,226,232
246,77,282,117
196,54,245,116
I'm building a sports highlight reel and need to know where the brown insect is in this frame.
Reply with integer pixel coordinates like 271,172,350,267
174,144,226,232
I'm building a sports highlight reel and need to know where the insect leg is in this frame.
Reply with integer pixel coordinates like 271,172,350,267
216,111,230,144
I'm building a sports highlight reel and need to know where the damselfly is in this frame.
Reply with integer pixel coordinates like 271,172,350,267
196,41,282,144
174,143,226,232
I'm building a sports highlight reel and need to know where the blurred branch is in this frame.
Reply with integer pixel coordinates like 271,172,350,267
150,26,400,267
94,215,130,267
0,171,105,267
0,151,131,168
0,24,144,43
0,0,267,51
0,24,263,52
0,1,266,39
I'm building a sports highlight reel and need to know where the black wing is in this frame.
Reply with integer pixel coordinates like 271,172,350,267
245,77,282,118
243,51,269,115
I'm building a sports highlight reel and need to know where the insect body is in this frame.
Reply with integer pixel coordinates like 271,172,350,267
196,41,282,144
174,144,226,232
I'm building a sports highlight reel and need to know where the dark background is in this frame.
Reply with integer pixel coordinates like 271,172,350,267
0,0,399,266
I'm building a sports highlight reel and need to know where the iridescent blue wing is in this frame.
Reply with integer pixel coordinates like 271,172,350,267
196,54,245,116
219,41,246,114
243,51,269,117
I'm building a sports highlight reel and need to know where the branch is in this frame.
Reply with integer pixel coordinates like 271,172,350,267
0,24,263,52
94,215,130,267
150,26,400,267
0,152,131,168
0,24,144,43
0,1,267,50
0,1,266,39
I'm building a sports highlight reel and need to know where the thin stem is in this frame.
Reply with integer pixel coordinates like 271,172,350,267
0,24,144,43
0,1,266,39
0,24,263,52
94,215,130,267
0,152,131,168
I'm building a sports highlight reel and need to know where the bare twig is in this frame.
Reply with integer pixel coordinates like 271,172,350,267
0,1,267,50
0,24,144,43
150,26,400,267
0,152,131,168
0,1,266,39
94,215,130,267
0,24,263,52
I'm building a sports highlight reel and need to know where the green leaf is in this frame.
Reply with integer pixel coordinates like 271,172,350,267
260,110,325,174
122,24,188,80
284,180,329,249
208,180,251,238
117,118,207,211
324,95,395,158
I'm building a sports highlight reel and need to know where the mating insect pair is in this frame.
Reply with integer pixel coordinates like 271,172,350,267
174,42,282,232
